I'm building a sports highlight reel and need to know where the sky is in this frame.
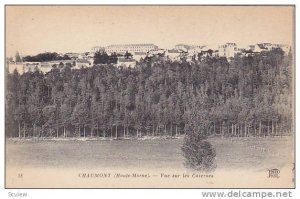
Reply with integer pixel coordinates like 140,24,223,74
6,6,294,57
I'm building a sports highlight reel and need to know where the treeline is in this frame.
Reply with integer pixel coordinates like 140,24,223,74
93,51,133,64
5,48,293,138
22,52,71,62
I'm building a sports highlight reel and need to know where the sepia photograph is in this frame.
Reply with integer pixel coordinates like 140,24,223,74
4,5,295,188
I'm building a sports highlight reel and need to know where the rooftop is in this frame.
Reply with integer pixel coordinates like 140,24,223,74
107,44,157,47
91,46,104,48
259,43,272,46
118,58,136,62
257,44,268,50
168,49,180,53
134,52,147,55
77,59,90,63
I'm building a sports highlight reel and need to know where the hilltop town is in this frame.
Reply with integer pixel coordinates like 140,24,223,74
7,42,291,75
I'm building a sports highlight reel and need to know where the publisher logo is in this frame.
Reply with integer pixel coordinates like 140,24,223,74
268,169,280,178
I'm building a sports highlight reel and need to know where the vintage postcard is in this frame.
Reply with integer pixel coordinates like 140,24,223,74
5,5,295,188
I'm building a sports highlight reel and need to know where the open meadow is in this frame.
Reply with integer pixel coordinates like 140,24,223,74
6,136,293,171
6,136,294,188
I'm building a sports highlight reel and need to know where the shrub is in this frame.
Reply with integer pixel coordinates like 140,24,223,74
181,131,216,171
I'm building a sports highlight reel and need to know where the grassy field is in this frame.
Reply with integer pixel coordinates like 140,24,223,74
6,136,293,172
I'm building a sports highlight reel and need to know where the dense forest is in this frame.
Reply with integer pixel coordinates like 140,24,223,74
5,48,293,138
93,51,132,64
22,52,71,62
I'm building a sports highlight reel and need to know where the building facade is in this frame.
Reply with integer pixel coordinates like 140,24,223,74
116,58,136,68
246,43,290,54
175,44,203,52
91,46,105,53
132,52,147,61
218,43,239,58
105,44,158,55
165,49,182,61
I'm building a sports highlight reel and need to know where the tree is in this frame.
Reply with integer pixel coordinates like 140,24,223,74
124,51,133,59
42,105,57,137
181,91,216,171
23,52,70,62
71,98,89,137
15,51,22,62
94,51,109,64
